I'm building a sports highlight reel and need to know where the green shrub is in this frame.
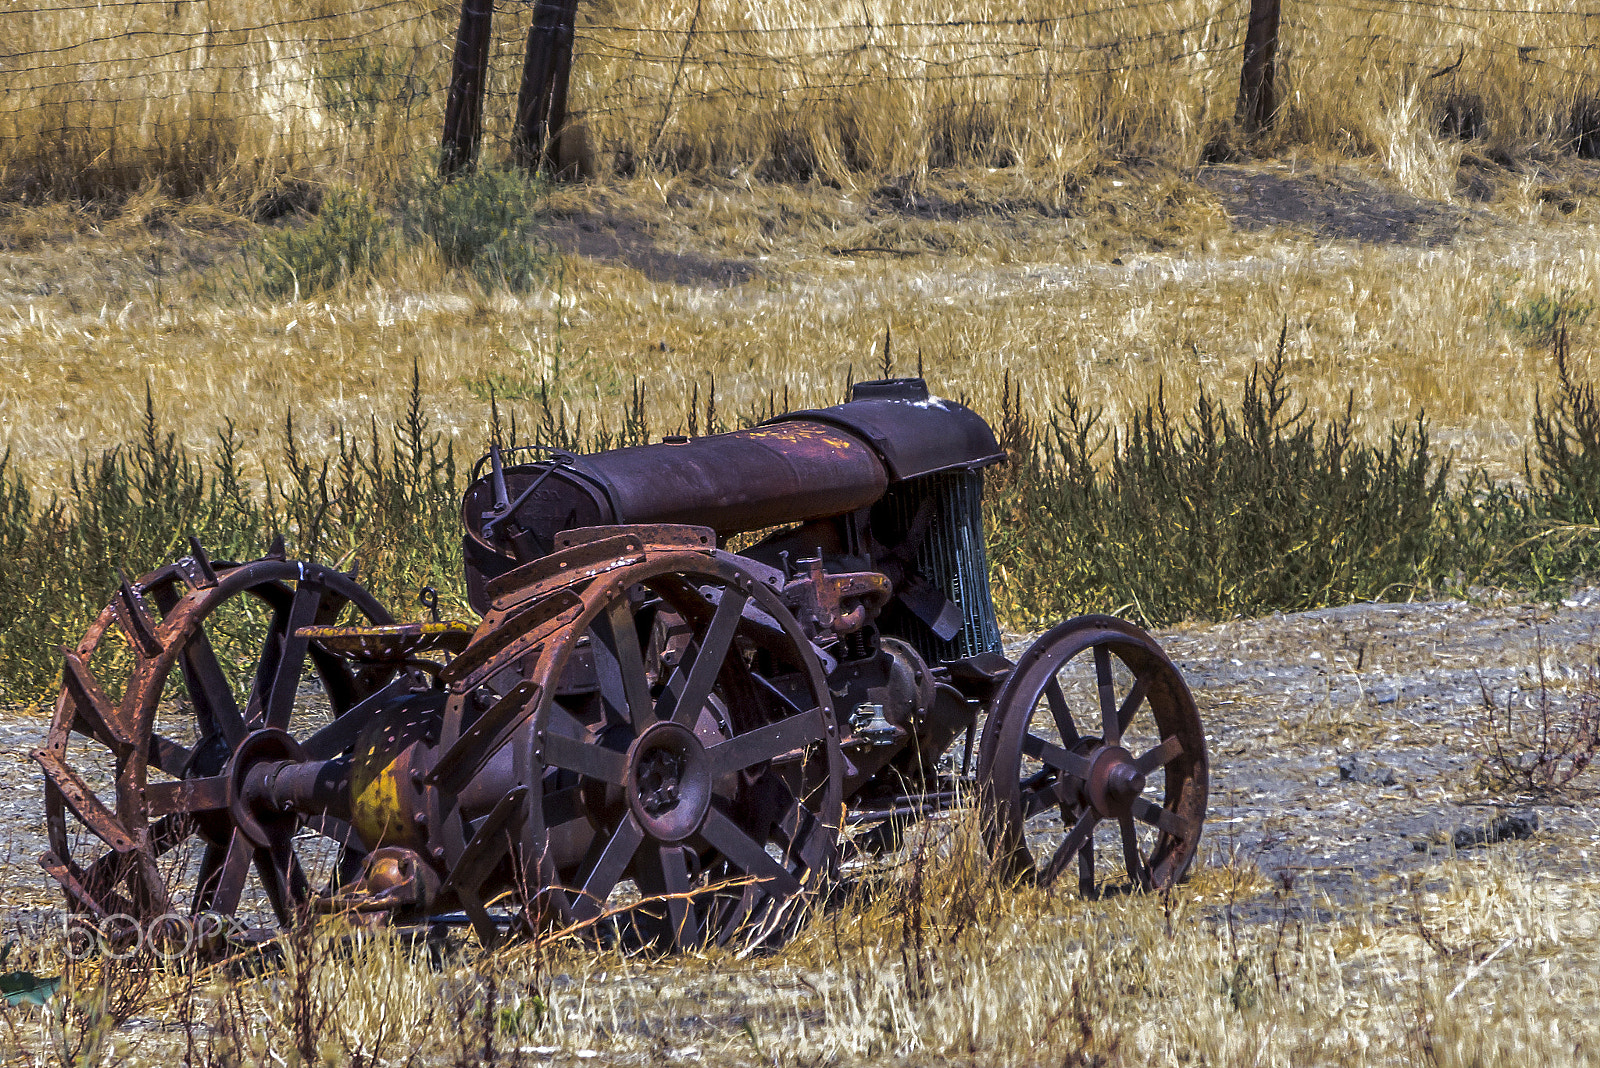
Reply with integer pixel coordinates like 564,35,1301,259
248,187,391,300
1501,327,1600,586
989,330,1456,626
15,331,1600,704
1491,283,1593,348
412,168,549,291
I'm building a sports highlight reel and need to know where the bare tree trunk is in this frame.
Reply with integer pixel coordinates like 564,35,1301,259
441,0,496,176
1236,0,1281,131
514,0,580,173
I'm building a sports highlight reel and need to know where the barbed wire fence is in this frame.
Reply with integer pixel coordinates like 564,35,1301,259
1,0,1597,197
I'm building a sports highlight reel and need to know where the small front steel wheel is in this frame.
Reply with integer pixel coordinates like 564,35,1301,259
976,615,1208,895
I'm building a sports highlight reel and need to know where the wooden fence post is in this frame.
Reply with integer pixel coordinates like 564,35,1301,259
1236,0,1281,131
440,0,496,176
514,0,580,173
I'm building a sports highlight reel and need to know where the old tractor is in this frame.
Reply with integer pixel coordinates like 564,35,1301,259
36,378,1209,950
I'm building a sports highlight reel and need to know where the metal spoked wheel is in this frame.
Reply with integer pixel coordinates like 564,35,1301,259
977,615,1208,895
437,541,844,952
37,545,395,940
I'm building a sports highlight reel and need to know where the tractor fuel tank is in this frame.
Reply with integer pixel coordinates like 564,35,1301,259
573,419,890,535
462,420,887,607
461,382,1002,612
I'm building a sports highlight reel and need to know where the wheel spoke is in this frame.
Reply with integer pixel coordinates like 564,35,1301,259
706,711,824,777
1078,836,1095,899
1020,779,1059,820
1136,735,1185,775
572,814,645,922
542,785,585,834
80,850,133,906
145,774,230,816
177,632,247,745
1043,677,1079,745
1119,814,1152,892
714,881,763,944
1116,678,1149,740
1132,796,1197,841
195,830,252,916
699,807,801,898
61,651,132,749
668,589,748,728
593,600,654,732
1039,806,1098,887
542,732,627,785
1022,732,1091,781
746,771,803,860
303,675,414,759
1093,644,1119,745
255,833,310,926
148,734,193,777
262,581,325,731
658,845,700,949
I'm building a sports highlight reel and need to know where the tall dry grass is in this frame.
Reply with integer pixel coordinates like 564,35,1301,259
5,0,1600,200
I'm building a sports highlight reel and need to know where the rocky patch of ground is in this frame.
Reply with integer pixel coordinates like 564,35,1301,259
3,593,1598,931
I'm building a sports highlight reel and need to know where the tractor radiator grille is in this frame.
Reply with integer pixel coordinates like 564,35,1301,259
874,469,1003,665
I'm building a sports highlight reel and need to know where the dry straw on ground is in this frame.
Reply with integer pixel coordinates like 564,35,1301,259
1,808,1598,1066
5,167,1599,497
5,0,1600,493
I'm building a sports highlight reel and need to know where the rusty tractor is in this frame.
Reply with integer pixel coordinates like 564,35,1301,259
37,378,1209,951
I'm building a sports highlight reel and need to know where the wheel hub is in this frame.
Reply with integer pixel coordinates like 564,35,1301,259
637,748,685,815
1085,745,1145,819
626,721,712,842
228,728,307,847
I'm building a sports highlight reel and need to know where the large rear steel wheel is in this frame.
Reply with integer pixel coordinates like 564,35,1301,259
434,533,844,951
37,544,395,938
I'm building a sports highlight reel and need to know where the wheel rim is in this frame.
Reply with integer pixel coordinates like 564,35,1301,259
440,548,844,951
977,615,1208,895
39,551,395,939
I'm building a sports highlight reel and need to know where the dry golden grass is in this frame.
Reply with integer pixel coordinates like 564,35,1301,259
6,0,1600,194
3,809,1598,1066
4,164,1600,502
5,0,1600,498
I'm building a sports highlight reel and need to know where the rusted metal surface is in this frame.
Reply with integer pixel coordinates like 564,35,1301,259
976,616,1209,896
782,558,891,637
773,378,1005,480
36,553,394,932
37,381,1212,952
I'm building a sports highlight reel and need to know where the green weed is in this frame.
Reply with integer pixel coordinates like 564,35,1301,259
10,331,1600,702
410,168,550,292
988,328,1455,627
316,46,429,124
1491,284,1593,349
246,187,391,300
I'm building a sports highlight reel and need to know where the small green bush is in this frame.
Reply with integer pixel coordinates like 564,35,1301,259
1491,284,1593,348
249,187,390,300
412,168,549,291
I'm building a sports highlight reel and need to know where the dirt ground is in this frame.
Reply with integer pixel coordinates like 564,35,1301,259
4,590,1596,935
